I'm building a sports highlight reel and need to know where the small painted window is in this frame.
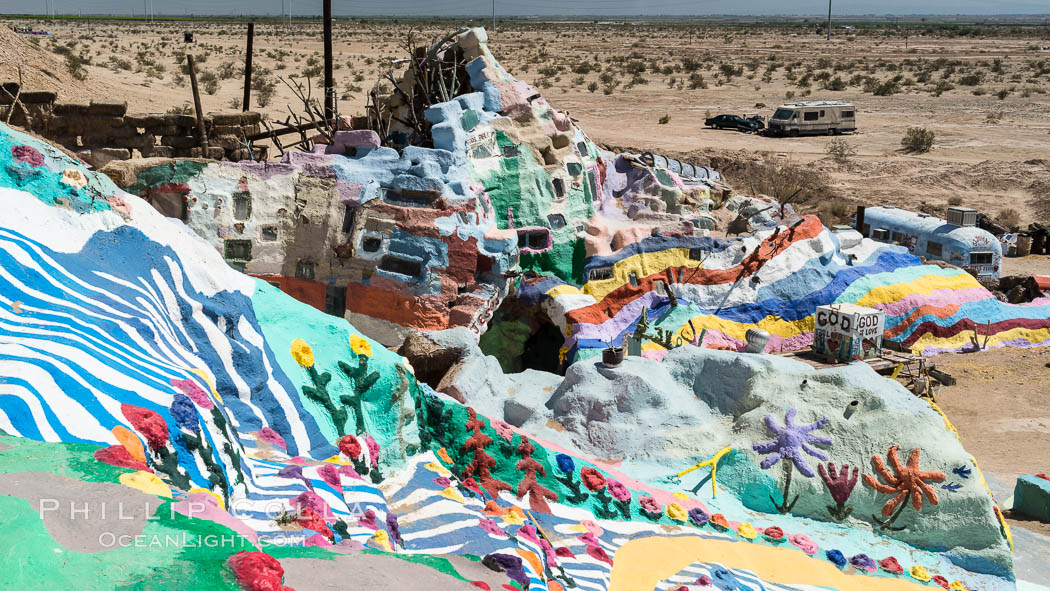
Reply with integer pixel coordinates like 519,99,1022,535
926,241,943,257
261,226,278,241
653,279,668,296
224,239,251,261
547,214,567,229
576,141,588,156
588,266,614,282
628,271,639,287
342,205,356,233
501,145,519,158
552,178,565,198
517,229,551,251
295,261,315,280
379,256,423,277
233,193,251,221
566,162,583,177
362,237,382,252
970,252,993,265
688,247,705,261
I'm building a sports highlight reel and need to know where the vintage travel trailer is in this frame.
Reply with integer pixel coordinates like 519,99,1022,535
857,205,1003,280
766,100,857,136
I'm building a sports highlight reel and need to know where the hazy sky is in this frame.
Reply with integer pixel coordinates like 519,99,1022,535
5,0,1049,17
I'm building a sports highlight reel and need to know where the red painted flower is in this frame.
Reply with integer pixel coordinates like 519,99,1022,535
580,467,606,492
120,404,169,451
296,507,333,539
94,445,151,472
762,526,784,541
227,551,295,591
554,546,575,558
462,477,483,495
709,513,730,529
932,575,950,589
878,556,904,574
585,544,613,565
338,434,361,459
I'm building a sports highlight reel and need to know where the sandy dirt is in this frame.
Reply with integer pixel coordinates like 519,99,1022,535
933,346,1050,536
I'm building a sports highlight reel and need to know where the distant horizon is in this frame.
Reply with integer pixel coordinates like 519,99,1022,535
5,0,1050,19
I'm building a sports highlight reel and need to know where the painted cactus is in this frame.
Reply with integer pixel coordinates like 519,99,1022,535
818,461,859,521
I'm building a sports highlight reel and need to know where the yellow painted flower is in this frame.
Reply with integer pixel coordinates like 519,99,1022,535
372,529,391,551
349,334,373,357
671,492,689,501
501,507,526,525
425,461,451,476
290,338,314,367
949,582,967,591
909,565,931,582
438,487,467,504
119,471,171,497
736,522,758,540
60,168,87,189
665,502,688,522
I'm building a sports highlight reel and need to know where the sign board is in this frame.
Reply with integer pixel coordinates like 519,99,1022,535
466,129,499,160
812,303,885,363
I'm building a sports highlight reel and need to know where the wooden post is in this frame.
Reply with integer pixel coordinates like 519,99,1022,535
242,22,254,111
186,54,210,155
323,0,334,120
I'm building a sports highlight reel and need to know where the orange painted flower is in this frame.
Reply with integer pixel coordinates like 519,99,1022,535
863,445,945,528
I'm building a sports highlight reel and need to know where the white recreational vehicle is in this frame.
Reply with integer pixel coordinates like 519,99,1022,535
767,100,856,136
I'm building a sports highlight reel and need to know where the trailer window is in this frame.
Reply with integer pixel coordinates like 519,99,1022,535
819,110,825,117
773,108,794,120
803,111,819,121
925,241,943,257
970,252,993,265
842,110,855,118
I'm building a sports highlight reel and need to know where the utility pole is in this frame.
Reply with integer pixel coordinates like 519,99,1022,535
492,0,496,33
323,0,334,120
826,0,831,41
243,22,254,111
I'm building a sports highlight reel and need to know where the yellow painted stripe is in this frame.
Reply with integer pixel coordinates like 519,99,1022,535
546,284,583,298
581,248,702,301
673,314,815,342
906,326,1050,353
610,535,936,591
853,274,982,308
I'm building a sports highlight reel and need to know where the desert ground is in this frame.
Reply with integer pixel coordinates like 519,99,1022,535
5,13,1050,533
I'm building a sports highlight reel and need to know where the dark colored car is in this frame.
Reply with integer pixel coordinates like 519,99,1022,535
704,114,761,132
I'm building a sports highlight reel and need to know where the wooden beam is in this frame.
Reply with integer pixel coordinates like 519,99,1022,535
242,22,254,111
186,54,209,153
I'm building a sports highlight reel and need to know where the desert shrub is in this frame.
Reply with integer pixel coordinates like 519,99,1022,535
823,76,846,91
931,80,954,96
785,90,795,99
901,127,935,153
659,114,671,124
218,61,240,80
997,88,1010,100
198,71,219,94
587,81,598,93
998,208,1020,228
825,138,857,162
252,72,277,107
958,71,985,86
688,73,707,89
948,196,963,206
167,103,194,115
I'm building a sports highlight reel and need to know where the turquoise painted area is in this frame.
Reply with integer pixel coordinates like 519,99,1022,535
251,280,421,464
0,123,117,213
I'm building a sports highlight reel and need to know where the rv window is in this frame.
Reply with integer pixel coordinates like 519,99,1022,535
862,224,871,236
819,110,825,117
773,108,793,120
872,229,890,242
803,111,819,121
842,110,855,118
926,241,943,257
970,252,993,265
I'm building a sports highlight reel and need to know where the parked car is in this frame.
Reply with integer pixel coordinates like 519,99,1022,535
704,114,761,133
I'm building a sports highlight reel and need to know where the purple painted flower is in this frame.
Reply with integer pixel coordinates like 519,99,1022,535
478,518,506,537
11,145,44,167
258,427,287,451
606,478,631,502
171,378,214,410
752,408,831,478
433,476,452,488
317,464,341,490
386,512,403,548
483,553,528,588
688,507,709,526
292,490,332,520
850,553,877,572
277,465,314,490
365,435,380,468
